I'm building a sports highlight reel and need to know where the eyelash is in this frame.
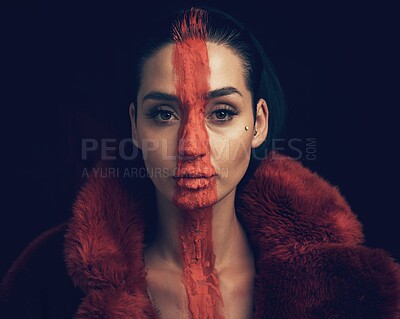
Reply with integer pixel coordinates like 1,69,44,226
145,104,239,125
145,106,178,125
208,105,239,123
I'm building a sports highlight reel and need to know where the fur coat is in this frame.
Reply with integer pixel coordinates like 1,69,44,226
1,151,400,318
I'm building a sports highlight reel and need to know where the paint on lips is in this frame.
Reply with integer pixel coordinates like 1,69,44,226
171,8,225,319
176,176,215,190
174,169,217,190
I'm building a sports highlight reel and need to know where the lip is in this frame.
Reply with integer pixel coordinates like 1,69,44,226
173,175,216,189
174,174,216,178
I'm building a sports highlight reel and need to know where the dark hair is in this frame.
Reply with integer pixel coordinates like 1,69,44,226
131,6,286,159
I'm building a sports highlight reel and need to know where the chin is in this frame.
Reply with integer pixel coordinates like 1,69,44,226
173,187,218,211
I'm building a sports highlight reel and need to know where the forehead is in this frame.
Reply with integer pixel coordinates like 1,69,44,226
138,43,248,99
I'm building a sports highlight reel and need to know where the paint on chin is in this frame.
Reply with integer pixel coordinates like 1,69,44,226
171,9,225,319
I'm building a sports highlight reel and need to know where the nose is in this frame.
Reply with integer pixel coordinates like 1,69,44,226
178,127,207,161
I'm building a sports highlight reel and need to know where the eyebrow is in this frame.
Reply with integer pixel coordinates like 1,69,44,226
142,91,178,103
207,86,243,99
142,86,243,104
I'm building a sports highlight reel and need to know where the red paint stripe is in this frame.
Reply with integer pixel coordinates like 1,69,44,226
172,8,224,319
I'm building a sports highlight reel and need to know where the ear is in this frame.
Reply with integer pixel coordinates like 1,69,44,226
129,102,141,149
251,98,269,149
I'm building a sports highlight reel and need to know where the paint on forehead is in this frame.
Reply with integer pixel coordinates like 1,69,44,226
171,8,225,319
172,10,210,106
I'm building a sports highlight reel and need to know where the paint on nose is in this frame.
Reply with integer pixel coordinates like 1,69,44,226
178,120,207,161
171,8,225,319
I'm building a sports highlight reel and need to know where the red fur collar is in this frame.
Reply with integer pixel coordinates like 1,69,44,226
63,151,369,318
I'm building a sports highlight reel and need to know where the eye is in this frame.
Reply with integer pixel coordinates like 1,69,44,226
215,110,229,119
208,105,239,124
159,110,173,121
145,106,178,124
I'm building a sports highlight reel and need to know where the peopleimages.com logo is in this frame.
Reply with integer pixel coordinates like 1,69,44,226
81,137,317,162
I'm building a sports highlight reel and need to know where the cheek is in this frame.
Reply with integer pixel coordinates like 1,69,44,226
210,129,253,165
210,129,253,195
137,124,178,172
138,128,178,201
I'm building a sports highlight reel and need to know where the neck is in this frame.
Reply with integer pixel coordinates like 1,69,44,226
145,188,252,273
145,188,254,318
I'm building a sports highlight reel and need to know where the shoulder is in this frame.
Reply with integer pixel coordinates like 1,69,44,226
0,224,83,319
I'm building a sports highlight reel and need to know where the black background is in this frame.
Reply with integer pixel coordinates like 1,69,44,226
1,0,399,279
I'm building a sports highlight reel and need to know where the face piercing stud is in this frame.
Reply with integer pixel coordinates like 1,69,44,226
245,126,249,131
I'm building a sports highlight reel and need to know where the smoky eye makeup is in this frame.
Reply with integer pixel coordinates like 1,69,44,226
143,101,241,125
207,104,240,124
144,104,180,124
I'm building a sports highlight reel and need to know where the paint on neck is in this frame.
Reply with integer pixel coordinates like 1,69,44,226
172,8,224,319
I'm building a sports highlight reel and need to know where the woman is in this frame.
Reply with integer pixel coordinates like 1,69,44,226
1,6,400,319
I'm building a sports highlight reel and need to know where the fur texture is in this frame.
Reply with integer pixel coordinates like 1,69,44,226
63,151,400,318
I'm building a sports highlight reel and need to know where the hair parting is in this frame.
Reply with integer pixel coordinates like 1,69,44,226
172,8,209,42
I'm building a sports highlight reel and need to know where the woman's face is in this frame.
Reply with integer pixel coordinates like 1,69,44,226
131,43,267,209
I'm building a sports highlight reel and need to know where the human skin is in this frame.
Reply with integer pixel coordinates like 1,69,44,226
129,42,268,318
